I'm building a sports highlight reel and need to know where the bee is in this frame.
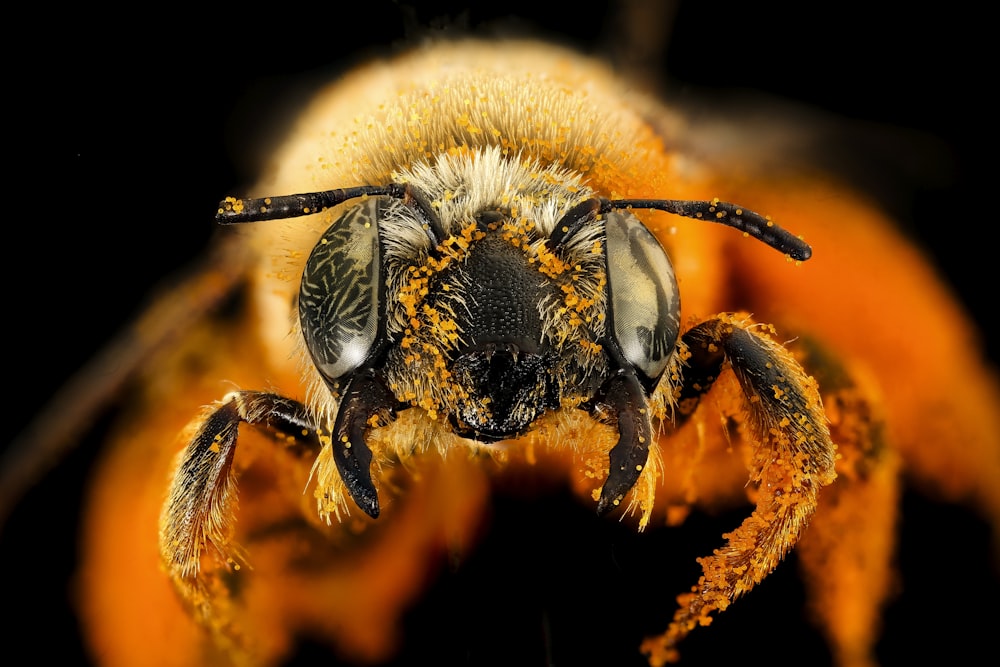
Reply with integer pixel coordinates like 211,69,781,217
3,6,998,667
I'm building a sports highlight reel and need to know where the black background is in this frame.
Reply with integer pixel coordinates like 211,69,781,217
4,2,997,665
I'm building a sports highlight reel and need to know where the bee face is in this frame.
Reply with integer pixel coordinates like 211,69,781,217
4,6,997,667
297,149,681,444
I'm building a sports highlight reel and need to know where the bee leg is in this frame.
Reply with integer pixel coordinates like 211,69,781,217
331,370,399,519
793,338,899,667
159,390,319,589
592,372,653,514
642,315,837,666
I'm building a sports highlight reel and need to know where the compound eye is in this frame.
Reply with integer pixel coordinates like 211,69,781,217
604,210,680,385
299,198,383,387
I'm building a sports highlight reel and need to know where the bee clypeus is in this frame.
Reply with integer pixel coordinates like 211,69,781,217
9,35,999,667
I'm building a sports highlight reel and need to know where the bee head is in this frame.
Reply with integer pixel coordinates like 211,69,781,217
217,162,810,439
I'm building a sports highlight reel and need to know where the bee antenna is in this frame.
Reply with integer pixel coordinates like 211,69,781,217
216,185,395,224
603,197,812,261
215,183,447,247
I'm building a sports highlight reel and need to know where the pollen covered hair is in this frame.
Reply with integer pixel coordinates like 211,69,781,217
240,41,680,368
